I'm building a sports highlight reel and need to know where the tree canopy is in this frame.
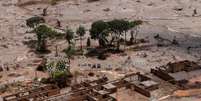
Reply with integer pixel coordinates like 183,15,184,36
26,16,45,28
34,24,62,52
108,19,126,34
34,25,52,38
76,26,86,50
76,26,86,37
89,19,143,48
129,20,143,28
90,20,109,39
65,27,74,44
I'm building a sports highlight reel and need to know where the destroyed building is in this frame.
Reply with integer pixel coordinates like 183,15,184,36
151,60,201,88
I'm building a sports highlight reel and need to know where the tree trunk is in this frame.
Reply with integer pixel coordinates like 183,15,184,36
80,36,82,50
41,39,47,52
110,33,115,46
117,32,121,51
124,31,127,50
99,39,106,47
117,40,120,51
130,31,134,44
74,75,77,84
110,37,115,46
55,45,58,57
37,35,41,51
134,26,139,43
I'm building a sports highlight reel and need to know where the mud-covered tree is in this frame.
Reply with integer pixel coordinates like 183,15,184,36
108,19,125,35
129,20,143,44
36,58,47,72
65,27,74,45
73,71,82,84
87,37,91,47
34,25,51,52
42,7,48,16
34,24,62,52
26,16,45,28
90,20,109,47
121,20,130,49
76,26,86,50
108,19,126,50
64,44,76,58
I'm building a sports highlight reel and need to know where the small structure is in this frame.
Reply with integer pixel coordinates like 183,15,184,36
86,89,116,101
151,60,201,88
3,85,59,101
102,83,117,94
167,60,200,73
123,73,159,97
140,80,159,91
41,73,159,101
71,77,108,90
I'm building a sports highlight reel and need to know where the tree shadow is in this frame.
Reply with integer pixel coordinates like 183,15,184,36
85,46,124,60
23,39,37,49
23,39,51,54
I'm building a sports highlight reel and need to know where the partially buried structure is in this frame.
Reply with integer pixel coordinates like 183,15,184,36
2,73,159,101
151,60,201,88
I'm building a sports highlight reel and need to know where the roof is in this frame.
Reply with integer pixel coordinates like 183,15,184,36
169,71,188,81
140,80,158,87
103,83,116,89
90,82,98,86
96,90,109,95
169,69,201,81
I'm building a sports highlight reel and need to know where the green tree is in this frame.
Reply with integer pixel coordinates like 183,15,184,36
34,24,62,52
26,16,45,28
76,26,86,50
34,25,52,52
65,27,74,45
90,20,109,47
121,20,130,49
108,19,125,35
46,59,72,88
108,19,125,50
